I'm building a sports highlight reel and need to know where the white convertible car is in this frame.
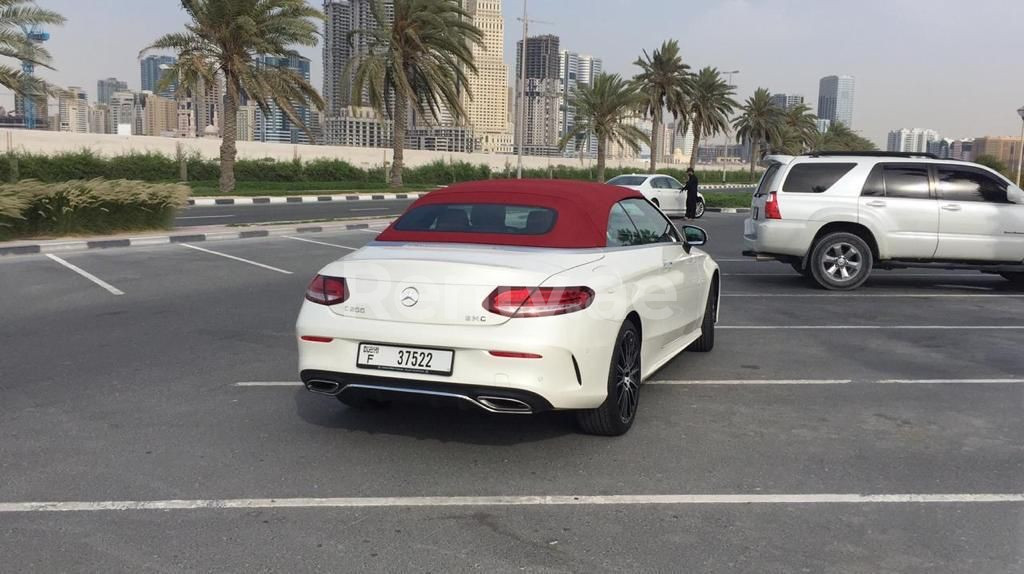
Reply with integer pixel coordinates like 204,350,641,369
297,180,720,435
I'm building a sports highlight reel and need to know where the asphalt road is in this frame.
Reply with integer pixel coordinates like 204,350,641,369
2,214,1022,573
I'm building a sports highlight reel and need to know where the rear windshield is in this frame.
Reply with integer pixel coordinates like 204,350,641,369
607,176,648,186
392,204,558,235
754,164,782,196
782,163,857,193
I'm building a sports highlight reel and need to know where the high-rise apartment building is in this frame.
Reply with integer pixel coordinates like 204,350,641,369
558,50,602,157
89,104,110,134
141,55,177,98
463,0,510,153
58,87,89,133
770,93,804,111
950,138,975,162
253,55,314,144
817,75,854,127
97,78,128,105
140,92,178,137
515,34,561,155
973,136,1021,170
887,128,941,154
109,91,139,135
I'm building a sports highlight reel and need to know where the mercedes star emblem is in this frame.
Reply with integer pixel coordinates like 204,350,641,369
400,287,420,307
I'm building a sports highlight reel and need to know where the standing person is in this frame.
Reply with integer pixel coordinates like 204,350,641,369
684,168,700,219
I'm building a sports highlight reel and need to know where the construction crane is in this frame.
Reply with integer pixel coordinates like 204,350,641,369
19,24,50,129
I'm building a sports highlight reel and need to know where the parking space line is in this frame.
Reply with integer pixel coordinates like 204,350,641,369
722,293,1024,298
2,493,1022,513
284,236,357,250
45,254,124,296
181,244,292,274
719,325,1024,330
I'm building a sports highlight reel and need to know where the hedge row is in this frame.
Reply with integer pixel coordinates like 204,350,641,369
0,179,189,241
0,150,758,187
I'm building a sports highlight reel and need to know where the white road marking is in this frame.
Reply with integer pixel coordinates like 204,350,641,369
877,379,1024,384
356,228,381,234
722,293,1024,298
284,236,358,250
719,325,1024,330
2,493,1022,513
180,244,292,275
351,208,391,212
235,382,304,387
46,254,124,296
177,215,237,220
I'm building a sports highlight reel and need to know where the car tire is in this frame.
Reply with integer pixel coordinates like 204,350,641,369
1001,272,1024,287
809,232,873,291
576,321,641,436
689,285,717,353
694,199,705,219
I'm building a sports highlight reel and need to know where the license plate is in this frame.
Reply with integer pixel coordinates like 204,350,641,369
357,343,454,376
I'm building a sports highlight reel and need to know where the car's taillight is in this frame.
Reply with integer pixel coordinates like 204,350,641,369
305,275,348,306
764,192,782,219
483,286,595,318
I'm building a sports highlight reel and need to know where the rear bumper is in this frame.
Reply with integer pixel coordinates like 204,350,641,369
296,303,618,410
301,370,555,414
743,218,813,258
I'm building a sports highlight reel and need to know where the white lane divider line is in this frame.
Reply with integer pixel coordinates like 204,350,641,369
181,244,292,275
877,379,1024,385
235,382,304,387
284,236,357,250
2,493,1023,513
719,325,1024,330
177,215,237,220
46,254,124,296
351,208,391,212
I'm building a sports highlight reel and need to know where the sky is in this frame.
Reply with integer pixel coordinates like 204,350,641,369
8,0,1024,147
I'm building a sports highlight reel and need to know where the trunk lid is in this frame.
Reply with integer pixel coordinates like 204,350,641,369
750,157,789,220
320,243,604,326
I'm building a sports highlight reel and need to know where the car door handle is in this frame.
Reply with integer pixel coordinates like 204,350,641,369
663,261,674,269
941,204,962,212
865,200,886,207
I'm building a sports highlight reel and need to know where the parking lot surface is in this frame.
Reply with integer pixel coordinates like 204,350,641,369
1,213,1022,573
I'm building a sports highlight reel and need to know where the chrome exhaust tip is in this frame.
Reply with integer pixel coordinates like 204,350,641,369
305,379,342,396
476,396,533,414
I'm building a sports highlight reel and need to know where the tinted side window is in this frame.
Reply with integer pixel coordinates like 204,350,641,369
884,165,931,199
607,203,640,247
619,199,679,245
937,167,1010,204
651,178,671,189
782,163,856,193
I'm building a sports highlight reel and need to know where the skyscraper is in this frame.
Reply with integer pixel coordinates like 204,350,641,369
559,50,602,157
515,34,561,155
97,77,128,105
253,55,314,144
886,128,941,153
817,75,854,127
58,87,89,133
141,55,177,98
770,93,804,111
463,0,510,153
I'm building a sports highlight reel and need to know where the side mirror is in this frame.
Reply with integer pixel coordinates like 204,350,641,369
682,225,708,246
1008,185,1024,205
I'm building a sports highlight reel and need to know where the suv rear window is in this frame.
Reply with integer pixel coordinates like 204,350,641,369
393,204,558,235
754,164,782,197
782,163,856,193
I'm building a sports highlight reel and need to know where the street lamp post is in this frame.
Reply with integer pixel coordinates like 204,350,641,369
722,70,739,183
1016,106,1024,187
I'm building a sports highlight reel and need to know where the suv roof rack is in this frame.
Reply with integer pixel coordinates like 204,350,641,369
803,151,938,159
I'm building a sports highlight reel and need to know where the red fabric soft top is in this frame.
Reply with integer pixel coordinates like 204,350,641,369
376,179,645,248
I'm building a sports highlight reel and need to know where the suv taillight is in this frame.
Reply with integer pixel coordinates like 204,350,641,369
764,192,782,220
483,286,595,318
306,275,348,306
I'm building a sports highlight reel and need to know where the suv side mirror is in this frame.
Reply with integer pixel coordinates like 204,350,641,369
1008,185,1024,205
682,225,708,246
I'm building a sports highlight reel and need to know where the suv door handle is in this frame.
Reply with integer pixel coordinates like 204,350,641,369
865,200,886,207
941,204,962,212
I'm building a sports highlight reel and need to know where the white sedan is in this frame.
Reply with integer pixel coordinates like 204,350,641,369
607,174,706,218
296,180,720,435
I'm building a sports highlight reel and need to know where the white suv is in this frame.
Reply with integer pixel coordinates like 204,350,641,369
743,152,1024,290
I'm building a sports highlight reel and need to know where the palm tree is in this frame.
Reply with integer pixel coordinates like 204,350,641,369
815,122,879,152
144,0,325,193
350,0,483,187
0,0,65,100
633,39,691,172
780,103,818,154
733,87,784,178
684,67,737,169
558,73,649,182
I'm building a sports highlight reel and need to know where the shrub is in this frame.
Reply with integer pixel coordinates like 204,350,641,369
234,157,304,182
0,179,189,241
304,158,367,182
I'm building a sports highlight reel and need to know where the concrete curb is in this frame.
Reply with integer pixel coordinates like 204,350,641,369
700,184,755,190
0,222,385,257
705,207,751,214
187,192,429,207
